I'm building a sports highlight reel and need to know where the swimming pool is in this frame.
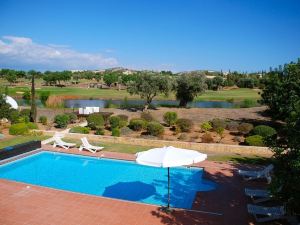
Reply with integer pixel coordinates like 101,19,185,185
0,151,216,209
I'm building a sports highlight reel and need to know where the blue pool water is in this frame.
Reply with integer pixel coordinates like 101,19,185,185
0,151,216,209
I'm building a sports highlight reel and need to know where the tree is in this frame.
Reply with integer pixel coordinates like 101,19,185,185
261,59,300,215
260,61,300,121
127,72,173,110
103,72,119,87
5,70,17,85
212,76,224,90
175,73,207,107
29,71,37,122
0,94,12,120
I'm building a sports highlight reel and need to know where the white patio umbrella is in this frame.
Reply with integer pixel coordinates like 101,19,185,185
5,95,18,109
136,146,207,210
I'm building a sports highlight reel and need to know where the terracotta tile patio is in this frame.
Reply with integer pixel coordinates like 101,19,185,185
0,145,272,225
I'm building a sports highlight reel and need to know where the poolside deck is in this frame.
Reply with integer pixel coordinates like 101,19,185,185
0,145,268,225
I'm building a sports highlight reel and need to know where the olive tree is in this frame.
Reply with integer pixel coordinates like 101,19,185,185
175,72,207,107
127,72,173,110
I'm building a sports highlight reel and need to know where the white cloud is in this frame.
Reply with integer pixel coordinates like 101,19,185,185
0,36,118,70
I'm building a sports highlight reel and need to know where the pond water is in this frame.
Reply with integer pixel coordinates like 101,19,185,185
65,99,236,108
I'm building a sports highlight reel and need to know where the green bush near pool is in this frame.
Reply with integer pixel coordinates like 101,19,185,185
69,126,90,134
252,125,277,138
9,122,38,135
146,122,164,136
245,135,264,146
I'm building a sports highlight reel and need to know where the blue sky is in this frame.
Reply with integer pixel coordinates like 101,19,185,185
0,0,299,72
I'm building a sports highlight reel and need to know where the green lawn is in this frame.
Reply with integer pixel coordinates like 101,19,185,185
0,135,49,149
0,135,269,164
7,86,260,101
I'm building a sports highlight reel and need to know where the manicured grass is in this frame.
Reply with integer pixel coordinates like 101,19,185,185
63,138,270,164
8,86,261,101
195,88,261,101
0,135,49,149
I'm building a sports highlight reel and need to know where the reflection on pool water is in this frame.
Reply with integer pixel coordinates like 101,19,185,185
0,151,216,209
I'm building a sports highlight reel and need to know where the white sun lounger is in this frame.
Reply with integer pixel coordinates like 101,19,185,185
245,188,272,203
247,204,285,223
79,137,104,153
238,164,274,183
53,136,76,149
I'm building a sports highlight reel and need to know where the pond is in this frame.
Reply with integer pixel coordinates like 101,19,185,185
64,99,236,108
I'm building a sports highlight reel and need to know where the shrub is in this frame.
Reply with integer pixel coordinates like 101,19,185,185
22,91,31,100
119,120,128,128
252,125,277,138
109,116,121,129
69,126,90,134
65,113,77,123
95,127,105,135
117,114,129,122
40,91,50,105
201,133,214,143
87,113,104,130
8,110,20,124
237,123,254,135
226,121,239,131
178,133,188,141
26,122,38,129
210,118,227,131
141,112,155,122
20,109,31,117
112,128,120,137
245,135,264,146
98,112,113,125
54,114,70,128
9,123,29,135
163,112,178,126
129,119,147,131
39,116,48,125
146,122,164,136
176,118,193,132
200,121,212,132
120,127,134,136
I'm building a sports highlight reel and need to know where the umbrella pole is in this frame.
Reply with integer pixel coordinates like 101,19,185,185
167,167,170,209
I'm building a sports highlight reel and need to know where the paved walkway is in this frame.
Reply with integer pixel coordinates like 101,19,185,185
0,145,275,225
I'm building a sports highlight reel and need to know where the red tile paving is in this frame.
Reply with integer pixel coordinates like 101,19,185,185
0,145,280,225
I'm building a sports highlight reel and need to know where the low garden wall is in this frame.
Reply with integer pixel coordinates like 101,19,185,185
41,130,272,156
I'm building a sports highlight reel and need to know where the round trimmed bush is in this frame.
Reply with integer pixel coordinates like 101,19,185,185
9,110,20,124
146,122,164,136
98,112,113,125
163,112,178,126
129,119,147,131
226,121,239,131
117,114,129,122
210,118,227,131
69,126,90,134
178,133,188,141
109,116,121,129
39,116,47,125
65,113,77,123
95,127,105,135
9,123,29,135
252,125,277,138
87,113,104,130
112,128,120,137
54,114,70,128
140,112,155,122
245,135,264,146
237,123,254,135
201,133,214,143
26,122,38,129
176,118,193,132
120,127,134,136
200,121,212,132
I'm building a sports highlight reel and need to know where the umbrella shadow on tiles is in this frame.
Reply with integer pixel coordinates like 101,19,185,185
102,181,156,201
152,169,216,209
